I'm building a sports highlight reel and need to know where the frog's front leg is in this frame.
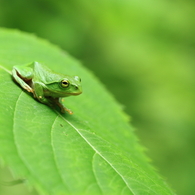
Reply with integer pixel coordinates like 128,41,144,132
33,82,52,105
12,69,34,93
53,98,73,114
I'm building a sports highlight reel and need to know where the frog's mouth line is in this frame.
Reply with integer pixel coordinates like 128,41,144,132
68,92,82,95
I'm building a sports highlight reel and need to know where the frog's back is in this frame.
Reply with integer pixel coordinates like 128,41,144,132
33,61,65,84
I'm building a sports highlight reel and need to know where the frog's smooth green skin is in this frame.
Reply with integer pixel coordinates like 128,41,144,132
12,61,82,114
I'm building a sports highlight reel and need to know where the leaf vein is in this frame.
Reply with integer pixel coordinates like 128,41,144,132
57,112,136,195
0,65,11,74
50,115,70,192
13,92,48,192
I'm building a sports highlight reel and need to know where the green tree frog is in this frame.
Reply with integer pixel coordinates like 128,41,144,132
12,61,82,114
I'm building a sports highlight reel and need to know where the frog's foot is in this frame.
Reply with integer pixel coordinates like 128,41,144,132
61,107,73,115
24,85,34,93
53,98,73,114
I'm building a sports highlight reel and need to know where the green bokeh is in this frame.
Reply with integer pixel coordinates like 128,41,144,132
0,0,194,194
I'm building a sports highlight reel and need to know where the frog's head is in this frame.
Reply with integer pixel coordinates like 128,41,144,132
46,75,82,97
60,76,82,96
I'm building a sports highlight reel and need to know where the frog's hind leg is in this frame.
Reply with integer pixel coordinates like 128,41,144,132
12,69,34,93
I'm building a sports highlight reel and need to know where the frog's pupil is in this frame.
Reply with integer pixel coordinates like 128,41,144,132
61,80,69,87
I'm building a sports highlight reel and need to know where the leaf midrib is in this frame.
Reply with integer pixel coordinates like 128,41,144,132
57,112,165,195
57,112,135,195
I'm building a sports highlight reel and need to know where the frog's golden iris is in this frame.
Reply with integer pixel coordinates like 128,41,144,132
61,80,69,88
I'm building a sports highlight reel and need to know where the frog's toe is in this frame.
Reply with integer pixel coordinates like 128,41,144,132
25,86,33,93
65,108,73,115
60,107,73,114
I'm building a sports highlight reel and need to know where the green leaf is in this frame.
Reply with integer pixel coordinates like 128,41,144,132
0,28,175,195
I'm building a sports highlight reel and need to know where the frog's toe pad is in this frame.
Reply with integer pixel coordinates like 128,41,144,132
25,86,33,93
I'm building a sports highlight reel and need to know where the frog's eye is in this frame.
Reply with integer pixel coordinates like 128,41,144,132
74,76,81,82
61,80,69,88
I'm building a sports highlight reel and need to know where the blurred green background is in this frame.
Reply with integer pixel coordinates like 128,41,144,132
0,0,195,195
